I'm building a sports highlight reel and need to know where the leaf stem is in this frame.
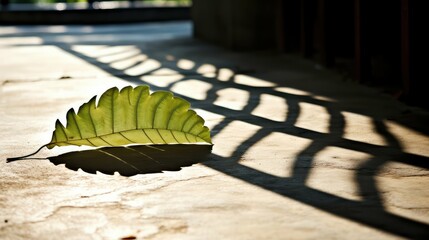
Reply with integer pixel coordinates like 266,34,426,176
6,144,49,162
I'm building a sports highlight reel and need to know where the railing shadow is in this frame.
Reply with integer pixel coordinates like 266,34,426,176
60,39,429,238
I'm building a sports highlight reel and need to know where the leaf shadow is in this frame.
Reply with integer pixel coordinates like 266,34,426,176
48,144,213,176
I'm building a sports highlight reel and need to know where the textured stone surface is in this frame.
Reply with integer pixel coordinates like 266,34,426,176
1,21,429,239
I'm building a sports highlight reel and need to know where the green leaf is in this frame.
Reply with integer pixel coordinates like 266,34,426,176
7,85,211,162
49,85,211,149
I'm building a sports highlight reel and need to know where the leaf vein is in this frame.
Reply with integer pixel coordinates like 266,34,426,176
127,88,132,105
88,103,98,136
99,136,113,146
87,138,96,147
135,88,145,129
111,90,115,133
142,129,154,143
119,132,134,144
60,123,68,141
166,101,186,130
187,121,199,134
171,131,181,143
71,113,83,139
156,129,167,144
152,94,170,129
181,113,194,132
184,133,191,142
196,128,206,137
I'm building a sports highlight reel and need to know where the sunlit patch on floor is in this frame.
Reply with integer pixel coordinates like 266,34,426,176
384,120,429,157
73,45,134,58
308,146,373,201
202,72,217,78
234,74,276,87
141,74,184,87
378,161,429,177
124,59,161,76
377,172,429,225
192,109,225,130
217,68,234,81
311,95,336,102
241,132,312,177
196,63,216,74
307,168,363,201
214,88,250,111
211,120,261,158
275,87,312,96
177,59,195,70
170,79,212,100
0,37,43,45
295,102,330,133
275,87,336,102
251,94,287,122
151,68,180,76
342,111,387,146
110,54,147,70
313,146,372,170
98,48,141,64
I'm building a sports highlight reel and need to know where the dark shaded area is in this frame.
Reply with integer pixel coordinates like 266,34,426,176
48,144,212,176
191,0,279,51
192,0,427,110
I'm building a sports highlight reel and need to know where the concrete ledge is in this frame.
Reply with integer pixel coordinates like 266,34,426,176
0,6,190,24
1,22,429,239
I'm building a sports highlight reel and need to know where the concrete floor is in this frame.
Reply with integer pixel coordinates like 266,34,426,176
1,21,428,239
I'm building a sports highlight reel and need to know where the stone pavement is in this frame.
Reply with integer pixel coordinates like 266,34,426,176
1,21,429,239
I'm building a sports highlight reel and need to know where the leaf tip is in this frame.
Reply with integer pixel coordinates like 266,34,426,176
66,108,76,116
55,119,64,127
